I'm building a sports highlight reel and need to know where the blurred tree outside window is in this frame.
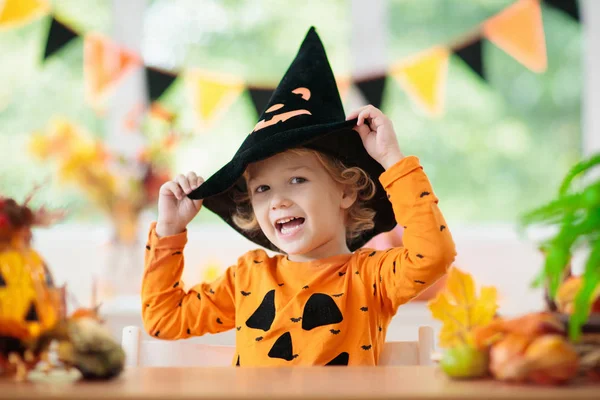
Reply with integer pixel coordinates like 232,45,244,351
0,0,582,225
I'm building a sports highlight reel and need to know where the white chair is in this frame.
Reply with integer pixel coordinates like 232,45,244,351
121,325,435,367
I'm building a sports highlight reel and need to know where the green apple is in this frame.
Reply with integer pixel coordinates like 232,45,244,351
441,345,489,379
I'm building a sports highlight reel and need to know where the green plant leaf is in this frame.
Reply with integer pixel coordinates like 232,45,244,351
559,154,600,196
519,193,581,227
569,239,600,341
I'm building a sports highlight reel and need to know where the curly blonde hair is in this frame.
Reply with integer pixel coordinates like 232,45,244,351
232,148,376,243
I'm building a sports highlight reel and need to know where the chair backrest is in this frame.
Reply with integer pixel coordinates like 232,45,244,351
379,326,434,366
121,325,434,367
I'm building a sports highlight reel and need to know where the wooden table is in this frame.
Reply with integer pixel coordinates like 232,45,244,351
0,366,598,400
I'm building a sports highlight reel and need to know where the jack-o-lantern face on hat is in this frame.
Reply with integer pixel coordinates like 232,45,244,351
253,87,312,132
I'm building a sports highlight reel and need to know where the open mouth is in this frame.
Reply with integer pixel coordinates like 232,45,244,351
275,216,306,236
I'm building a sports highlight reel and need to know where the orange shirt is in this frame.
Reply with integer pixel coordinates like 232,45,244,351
142,156,456,366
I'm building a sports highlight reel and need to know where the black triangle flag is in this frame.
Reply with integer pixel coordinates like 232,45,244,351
544,0,579,22
145,67,177,102
248,87,275,118
455,38,485,80
356,76,387,109
44,16,79,60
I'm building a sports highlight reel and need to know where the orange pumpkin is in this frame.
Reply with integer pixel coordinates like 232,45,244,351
0,197,63,377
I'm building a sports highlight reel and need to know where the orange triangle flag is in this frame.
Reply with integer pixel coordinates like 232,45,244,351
0,0,49,29
483,0,547,72
188,70,244,129
390,47,449,116
84,33,142,114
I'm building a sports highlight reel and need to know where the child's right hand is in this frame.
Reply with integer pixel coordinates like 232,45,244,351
156,172,204,237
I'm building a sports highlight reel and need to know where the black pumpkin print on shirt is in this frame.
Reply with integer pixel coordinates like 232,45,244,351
244,288,345,362
326,352,349,366
245,290,276,331
268,332,298,361
302,293,343,331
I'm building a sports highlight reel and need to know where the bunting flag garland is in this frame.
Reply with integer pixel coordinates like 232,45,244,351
455,38,485,80
84,33,142,114
5,0,559,125
187,70,245,128
43,16,79,60
0,0,49,29
248,87,275,118
483,0,547,73
390,47,450,116
145,67,177,102
355,76,388,109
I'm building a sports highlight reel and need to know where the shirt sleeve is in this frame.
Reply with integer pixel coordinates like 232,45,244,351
357,156,456,315
141,222,236,339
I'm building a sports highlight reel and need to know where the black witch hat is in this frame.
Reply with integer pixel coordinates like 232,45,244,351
188,27,395,252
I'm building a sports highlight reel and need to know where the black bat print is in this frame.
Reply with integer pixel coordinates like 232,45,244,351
241,291,251,296
253,260,262,264
338,271,346,277
278,283,284,287
216,318,223,324
330,329,341,335
290,317,302,323
255,336,263,341
360,307,368,312
302,285,309,289
236,326,241,331
361,345,372,350
209,288,215,294
332,293,344,298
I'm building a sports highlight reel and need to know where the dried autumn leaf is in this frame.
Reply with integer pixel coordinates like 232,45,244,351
428,267,499,348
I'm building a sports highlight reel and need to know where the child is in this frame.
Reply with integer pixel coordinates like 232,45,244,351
142,27,456,366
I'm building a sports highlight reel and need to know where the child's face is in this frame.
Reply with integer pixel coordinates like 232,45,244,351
247,151,355,259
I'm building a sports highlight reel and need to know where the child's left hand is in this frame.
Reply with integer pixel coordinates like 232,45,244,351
347,105,404,170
